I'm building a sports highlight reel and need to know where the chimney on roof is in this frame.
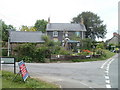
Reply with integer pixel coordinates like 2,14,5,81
80,16,84,25
113,32,118,37
48,17,50,24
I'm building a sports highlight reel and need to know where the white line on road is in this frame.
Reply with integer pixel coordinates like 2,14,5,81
105,76,109,80
106,84,111,88
106,80,110,84
100,59,112,69
104,58,115,88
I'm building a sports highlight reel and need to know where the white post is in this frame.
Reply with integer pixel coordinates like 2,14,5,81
82,31,83,39
8,37,10,56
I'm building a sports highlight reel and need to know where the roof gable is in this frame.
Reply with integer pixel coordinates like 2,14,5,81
9,31,45,43
46,23,86,31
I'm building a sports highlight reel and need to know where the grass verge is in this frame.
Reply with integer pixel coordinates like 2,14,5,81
2,70,59,88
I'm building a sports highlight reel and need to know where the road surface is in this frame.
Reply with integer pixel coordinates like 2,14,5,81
2,54,118,89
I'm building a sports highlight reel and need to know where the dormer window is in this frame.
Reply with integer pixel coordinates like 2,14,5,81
53,31,58,37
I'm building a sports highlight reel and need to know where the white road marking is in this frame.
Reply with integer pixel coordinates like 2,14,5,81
105,70,109,74
105,76,109,80
106,80,110,84
104,58,115,88
100,59,111,69
106,84,111,88
79,82,94,89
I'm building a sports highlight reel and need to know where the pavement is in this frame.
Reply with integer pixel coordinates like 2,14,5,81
2,54,118,89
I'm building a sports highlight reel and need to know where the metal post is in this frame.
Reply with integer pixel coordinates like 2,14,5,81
14,58,16,74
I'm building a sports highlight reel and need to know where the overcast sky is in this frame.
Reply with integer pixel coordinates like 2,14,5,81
0,0,119,41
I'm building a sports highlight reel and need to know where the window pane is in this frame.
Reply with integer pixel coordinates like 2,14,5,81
76,32,80,37
53,31,58,37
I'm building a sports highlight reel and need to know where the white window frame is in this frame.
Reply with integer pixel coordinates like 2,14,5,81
53,31,58,37
65,31,68,37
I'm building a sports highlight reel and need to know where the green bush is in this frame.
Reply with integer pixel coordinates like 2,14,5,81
2,49,7,56
58,48,71,55
96,43,105,49
22,56,32,62
13,43,36,62
34,47,51,62
18,43,35,57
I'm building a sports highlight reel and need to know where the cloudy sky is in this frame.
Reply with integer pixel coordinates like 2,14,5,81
0,0,119,41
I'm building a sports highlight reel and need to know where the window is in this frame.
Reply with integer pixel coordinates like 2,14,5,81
53,31,58,37
65,31,68,37
75,32,80,37
65,33,68,37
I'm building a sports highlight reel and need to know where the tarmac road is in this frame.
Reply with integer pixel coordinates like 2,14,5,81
2,54,118,89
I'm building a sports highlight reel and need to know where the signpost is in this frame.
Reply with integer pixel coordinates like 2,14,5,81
0,57,16,74
18,60,29,81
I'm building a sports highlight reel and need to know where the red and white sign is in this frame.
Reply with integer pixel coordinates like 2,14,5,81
18,60,29,81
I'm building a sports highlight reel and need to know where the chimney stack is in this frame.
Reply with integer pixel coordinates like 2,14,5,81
80,16,84,24
113,32,117,37
48,17,50,24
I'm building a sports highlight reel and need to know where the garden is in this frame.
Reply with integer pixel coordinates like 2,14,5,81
2,36,115,63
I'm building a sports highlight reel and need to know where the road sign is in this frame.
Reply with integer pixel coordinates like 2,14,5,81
18,60,29,81
0,57,16,74
1,58,14,63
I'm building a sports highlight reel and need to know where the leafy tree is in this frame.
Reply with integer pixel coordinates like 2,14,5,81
96,42,105,49
71,11,107,40
34,19,48,32
20,25,36,31
0,20,16,41
81,38,93,50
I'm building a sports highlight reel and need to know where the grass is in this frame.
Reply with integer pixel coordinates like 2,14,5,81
2,70,59,88
0,71,2,89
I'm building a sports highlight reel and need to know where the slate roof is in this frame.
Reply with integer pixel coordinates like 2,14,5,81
9,31,45,43
46,23,86,31
106,33,120,45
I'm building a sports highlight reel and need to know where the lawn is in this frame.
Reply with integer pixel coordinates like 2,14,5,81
2,70,59,88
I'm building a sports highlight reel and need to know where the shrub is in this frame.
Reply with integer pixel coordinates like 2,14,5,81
95,48,106,57
96,43,105,49
2,49,7,56
13,43,36,62
34,47,51,62
22,56,32,62
58,47,71,55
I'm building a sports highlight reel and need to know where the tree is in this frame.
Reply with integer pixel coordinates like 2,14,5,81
20,25,36,31
0,20,16,41
34,19,48,32
71,11,107,40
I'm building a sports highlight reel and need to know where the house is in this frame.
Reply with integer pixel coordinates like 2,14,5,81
106,32,120,52
46,23,86,42
46,19,86,50
106,32,120,45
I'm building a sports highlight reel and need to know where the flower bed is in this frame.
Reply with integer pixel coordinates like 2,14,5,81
50,54,101,61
